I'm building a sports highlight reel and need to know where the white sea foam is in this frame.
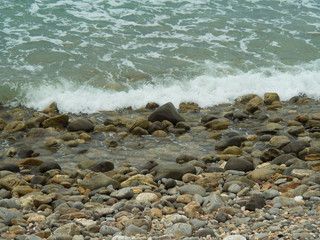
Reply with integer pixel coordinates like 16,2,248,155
21,63,320,114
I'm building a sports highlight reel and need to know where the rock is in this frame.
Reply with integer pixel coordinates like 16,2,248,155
206,192,227,211
260,148,282,162
80,173,119,190
18,147,34,158
272,196,295,207
162,178,177,189
179,184,206,196
89,161,114,172
223,146,242,155
194,228,216,238
183,201,202,218
110,187,134,199
136,192,158,202
215,136,247,150
39,162,61,173
282,141,310,155
129,118,149,132
3,121,26,133
53,223,80,237
132,127,149,136
152,163,196,181
25,114,48,129
0,207,23,225
148,102,185,125
224,158,254,172
223,236,246,240
148,121,164,133
0,118,7,130
264,92,280,105
248,168,276,182
0,174,23,191
16,158,44,167
67,118,94,132
204,118,231,130
65,140,79,147
245,194,266,211
288,126,305,136
0,198,21,209
262,189,280,200
270,154,295,165
121,174,157,188
215,211,228,223
164,223,192,237
269,136,290,149
125,224,147,236
179,102,200,111
0,163,20,173
175,122,190,130
42,114,69,129
99,225,120,236
246,96,263,113
176,154,198,164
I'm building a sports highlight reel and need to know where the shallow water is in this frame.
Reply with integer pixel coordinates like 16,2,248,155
1,0,320,113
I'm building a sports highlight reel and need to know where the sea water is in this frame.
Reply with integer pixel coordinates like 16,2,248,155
0,0,320,113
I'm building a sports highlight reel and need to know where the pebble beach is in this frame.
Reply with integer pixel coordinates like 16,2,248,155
1,92,320,240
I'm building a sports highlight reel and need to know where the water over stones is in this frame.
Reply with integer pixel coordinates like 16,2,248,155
152,163,196,181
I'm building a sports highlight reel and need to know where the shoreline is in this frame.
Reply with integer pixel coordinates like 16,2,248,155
0,92,320,239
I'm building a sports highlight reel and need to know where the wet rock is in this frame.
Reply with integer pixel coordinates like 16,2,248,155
162,178,176,189
215,211,228,222
260,148,282,162
194,228,216,238
0,163,20,173
148,121,164,133
0,207,23,225
264,92,280,105
67,118,94,132
16,158,43,167
18,147,34,158
270,154,295,165
245,194,266,211
3,121,26,133
0,118,7,130
152,163,196,181
53,223,80,238
136,192,158,202
120,174,157,188
246,96,263,113
80,173,120,190
204,118,231,130
269,136,290,149
224,158,254,172
42,114,69,129
215,136,247,150
282,141,310,155
25,114,48,129
39,162,61,173
176,154,198,164
132,127,149,136
206,192,227,211
89,161,114,172
148,102,185,125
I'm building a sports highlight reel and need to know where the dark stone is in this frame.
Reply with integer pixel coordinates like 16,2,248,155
138,160,158,172
194,228,216,237
283,166,307,176
224,158,254,172
176,154,198,164
67,118,94,132
148,121,164,133
18,147,34,158
39,161,61,173
282,141,310,155
260,148,282,162
148,102,185,125
30,175,48,185
89,161,114,172
215,211,228,223
245,194,266,211
175,122,190,130
201,114,219,123
162,178,177,189
232,110,248,120
215,136,247,150
271,154,296,165
0,163,20,173
132,127,149,136
168,127,187,135
103,118,114,126
152,163,196,182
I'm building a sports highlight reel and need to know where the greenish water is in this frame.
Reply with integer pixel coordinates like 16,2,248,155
1,0,320,113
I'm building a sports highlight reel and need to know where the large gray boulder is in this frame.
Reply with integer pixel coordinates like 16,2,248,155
148,102,185,125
